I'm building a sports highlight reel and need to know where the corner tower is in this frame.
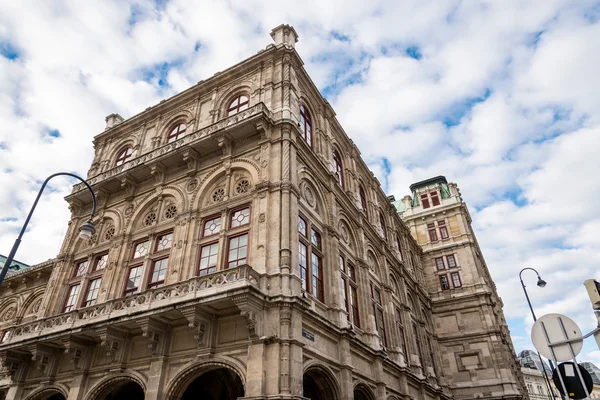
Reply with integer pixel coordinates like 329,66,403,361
398,176,527,399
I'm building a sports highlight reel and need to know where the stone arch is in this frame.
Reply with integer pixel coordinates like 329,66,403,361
85,370,147,400
337,216,357,253
164,357,246,400
353,382,376,400
108,136,140,167
23,384,69,400
296,92,321,132
216,82,256,118
159,109,196,141
190,160,260,211
18,289,45,319
0,299,19,322
302,363,341,400
100,209,124,236
127,187,186,234
365,247,384,282
297,168,330,224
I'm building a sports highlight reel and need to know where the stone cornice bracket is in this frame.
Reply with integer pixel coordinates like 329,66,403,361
180,307,213,349
232,295,263,339
120,174,137,201
149,162,167,185
62,336,93,370
254,120,270,141
180,147,201,176
135,318,167,355
0,349,28,380
28,343,59,377
216,133,233,157
67,197,85,217
95,326,127,363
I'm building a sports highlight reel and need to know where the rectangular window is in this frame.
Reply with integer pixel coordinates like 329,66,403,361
396,235,403,260
198,242,219,276
230,207,250,228
375,307,387,347
227,234,248,268
311,228,321,249
133,240,149,259
124,266,143,295
427,223,438,242
155,232,173,252
414,323,423,364
395,308,407,356
420,193,430,209
74,260,88,277
298,216,307,237
83,278,102,307
299,242,308,291
63,284,80,312
446,254,457,268
440,275,450,290
350,286,360,327
435,257,445,271
93,254,108,271
341,277,349,314
149,258,168,288
430,191,440,206
451,272,462,288
339,255,345,272
311,253,323,301
348,264,356,281
202,216,221,237
438,220,449,239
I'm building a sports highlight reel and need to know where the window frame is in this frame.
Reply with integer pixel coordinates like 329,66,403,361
438,220,449,239
226,232,249,268
371,282,387,347
430,191,440,206
124,264,143,296
166,122,187,143
148,257,169,288
333,150,344,188
379,211,388,240
229,206,251,229
339,254,361,328
227,94,250,116
450,271,462,288
446,254,457,268
395,307,408,357
115,146,134,166
359,186,368,217
420,193,431,209
427,223,438,242
82,277,102,307
299,105,312,147
298,215,324,302
435,257,445,271
92,253,108,272
202,214,222,238
439,275,450,290
62,284,81,313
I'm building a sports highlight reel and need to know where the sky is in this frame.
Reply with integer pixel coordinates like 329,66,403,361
1,0,599,367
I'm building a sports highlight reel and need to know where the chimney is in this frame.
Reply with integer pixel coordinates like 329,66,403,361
105,113,124,130
270,24,299,49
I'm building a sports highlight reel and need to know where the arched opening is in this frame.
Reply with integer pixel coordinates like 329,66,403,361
102,381,144,400
181,368,244,400
354,384,375,400
302,367,339,400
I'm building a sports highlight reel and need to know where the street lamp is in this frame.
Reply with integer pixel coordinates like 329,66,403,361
0,172,97,287
519,267,560,400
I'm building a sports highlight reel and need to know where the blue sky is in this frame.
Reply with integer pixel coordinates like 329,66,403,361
1,0,600,366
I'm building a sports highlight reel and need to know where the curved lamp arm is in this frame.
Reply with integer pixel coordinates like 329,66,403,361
0,172,96,286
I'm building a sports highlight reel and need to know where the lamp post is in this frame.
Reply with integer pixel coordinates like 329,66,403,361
0,172,97,287
519,267,560,400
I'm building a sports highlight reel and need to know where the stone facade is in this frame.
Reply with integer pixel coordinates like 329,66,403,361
399,176,527,399
0,25,524,400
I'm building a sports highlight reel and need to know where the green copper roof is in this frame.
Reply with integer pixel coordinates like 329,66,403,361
392,200,405,213
0,254,30,274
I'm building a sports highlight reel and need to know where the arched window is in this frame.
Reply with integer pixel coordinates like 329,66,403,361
227,94,249,116
333,150,344,187
167,122,187,143
359,186,368,216
115,147,134,166
379,211,387,240
299,105,312,146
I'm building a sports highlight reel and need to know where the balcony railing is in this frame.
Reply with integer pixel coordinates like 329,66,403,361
73,102,273,191
4,265,260,344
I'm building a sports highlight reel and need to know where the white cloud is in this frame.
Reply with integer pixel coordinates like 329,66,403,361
0,0,599,366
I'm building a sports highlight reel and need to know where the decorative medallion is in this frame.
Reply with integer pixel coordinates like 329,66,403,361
235,179,250,194
258,213,266,223
186,178,199,193
164,205,177,219
3,306,16,321
124,204,134,217
212,188,225,202
104,226,115,241
144,212,157,226
340,224,349,244
304,185,315,207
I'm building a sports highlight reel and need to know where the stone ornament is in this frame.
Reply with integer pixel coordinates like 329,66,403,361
164,204,177,219
3,306,16,321
235,179,250,194
124,204,135,217
144,212,157,226
303,184,316,207
186,178,198,193
104,226,115,241
212,187,225,202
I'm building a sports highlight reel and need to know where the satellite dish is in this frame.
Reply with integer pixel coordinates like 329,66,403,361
531,313,583,362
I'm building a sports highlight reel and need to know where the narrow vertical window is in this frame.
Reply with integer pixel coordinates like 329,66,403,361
299,242,308,290
299,105,312,146
149,258,168,288
333,150,344,187
396,234,404,260
379,212,387,240
348,264,360,327
446,254,457,268
427,223,438,242
371,283,387,346
83,278,102,307
125,266,143,295
311,253,323,301
227,95,249,116
430,191,440,206
115,147,134,166
438,220,449,239
298,215,325,302
435,257,445,271
451,272,462,288
359,186,368,217
63,284,80,312
167,122,187,143
396,308,407,356
198,243,219,276
440,275,450,290
413,323,423,365
420,193,430,209
227,234,248,268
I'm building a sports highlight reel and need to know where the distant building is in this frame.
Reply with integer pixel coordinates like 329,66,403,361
519,350,553,376
582,362,600,385
0,255,28,275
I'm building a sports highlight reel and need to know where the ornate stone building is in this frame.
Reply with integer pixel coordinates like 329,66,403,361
0,25,524,400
